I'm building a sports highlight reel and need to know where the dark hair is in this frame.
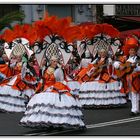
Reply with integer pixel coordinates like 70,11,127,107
23,52,29,60
43,58,48,67
95,55,109,64
26,62,37,76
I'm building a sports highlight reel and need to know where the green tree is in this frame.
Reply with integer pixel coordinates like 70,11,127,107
0,10,25,31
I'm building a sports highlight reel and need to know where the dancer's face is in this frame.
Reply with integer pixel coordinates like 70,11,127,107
42,58,47,66
99,50,107,58
50,60,58,68
17,56,22,62
29,60,34,67
2,54,9,62
129,48,137,57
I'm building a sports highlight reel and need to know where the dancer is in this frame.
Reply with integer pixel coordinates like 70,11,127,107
20,55,85,129
114,36,140,116
0,38,36,113
78,24,127,108
20,16,85,129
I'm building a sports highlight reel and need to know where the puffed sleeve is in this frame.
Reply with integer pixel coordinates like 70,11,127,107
21,63,27,79
10,62,17,68
113,61,121,69
54,68,64,82
134,64,140,72
91,58,98,64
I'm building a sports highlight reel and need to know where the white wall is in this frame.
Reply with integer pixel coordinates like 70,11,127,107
103,5,115,16
74,5,95,24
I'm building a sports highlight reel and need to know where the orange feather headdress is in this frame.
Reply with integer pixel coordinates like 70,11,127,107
2,24,38,46
33,13,72,43
93,23,120,38
78,23,96,40
81,23,120,57
122,36,139,56
77,23,120,41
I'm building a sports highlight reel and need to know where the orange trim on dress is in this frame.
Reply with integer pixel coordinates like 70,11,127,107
37,68,72,97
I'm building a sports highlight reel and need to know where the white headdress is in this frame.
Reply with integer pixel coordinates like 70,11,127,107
77,24,121,58
85,49,90,58
2,24,34,60
50,55,59,61
4,38,33,59
33,16,74,67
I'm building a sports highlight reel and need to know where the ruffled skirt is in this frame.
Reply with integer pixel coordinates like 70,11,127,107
20,91,85,129
79,81,127,108
67,81,80,96
0,75,34,113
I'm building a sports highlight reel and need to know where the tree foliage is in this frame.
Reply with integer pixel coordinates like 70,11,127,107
0,10,25,30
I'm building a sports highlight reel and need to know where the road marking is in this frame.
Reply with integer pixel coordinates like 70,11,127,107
87,116,140,128
25,116,140,136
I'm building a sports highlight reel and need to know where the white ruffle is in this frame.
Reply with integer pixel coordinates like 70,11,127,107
20,91,85,128
80,91,126,99
24,89,35,97
80,81,122,91
67,81,80,95
0,98,26,112
0,87,26,112
113,61,121,69
25,105,83,117
0,95,25,106
0,85,34,97
0,85,23,97
28,92,82,108
0,85,34,112
79,80,126,106
20,114,85,127
80,97,127,106
67,81,80,90
7,75,18,85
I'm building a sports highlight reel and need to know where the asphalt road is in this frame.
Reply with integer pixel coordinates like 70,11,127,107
0,101,140,136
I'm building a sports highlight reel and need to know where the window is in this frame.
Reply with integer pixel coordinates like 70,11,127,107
116,5,140,16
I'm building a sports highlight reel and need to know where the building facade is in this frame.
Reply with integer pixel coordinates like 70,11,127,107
20,4,97,24
1,4,139,28
103,5,140,31
103,4,140,16
20,5,46,23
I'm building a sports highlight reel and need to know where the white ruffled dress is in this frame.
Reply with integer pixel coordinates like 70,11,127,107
20,67,85,129
79,58,127,108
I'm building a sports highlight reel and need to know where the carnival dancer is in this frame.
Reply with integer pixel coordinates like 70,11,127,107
78,24,127,108
74,49,93,83
79,49,93,70
20,55,85,129
63,50,81,97
114,37,140,116
39,57,48,78
66,49,93,96
79,48,126,108
0,53,10,81
0,52,37,113
20,15,85,129
0,29,38,113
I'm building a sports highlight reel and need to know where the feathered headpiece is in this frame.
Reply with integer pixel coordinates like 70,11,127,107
77,23,121,58
33,13,76,66
91,23,120,53
1,24,34,58
122,36,139,56
76,23,96,57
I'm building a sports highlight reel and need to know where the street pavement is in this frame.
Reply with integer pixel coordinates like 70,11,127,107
0,102,140,136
